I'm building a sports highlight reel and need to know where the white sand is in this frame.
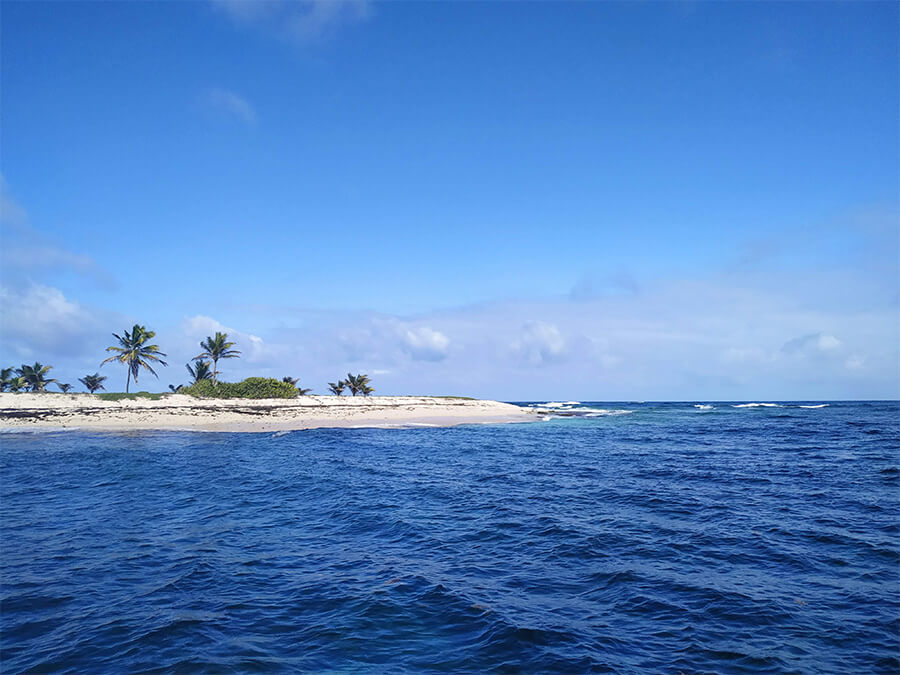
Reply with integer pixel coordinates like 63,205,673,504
0,393,535,432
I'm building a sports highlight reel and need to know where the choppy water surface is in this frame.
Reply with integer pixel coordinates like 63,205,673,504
2,401,898,673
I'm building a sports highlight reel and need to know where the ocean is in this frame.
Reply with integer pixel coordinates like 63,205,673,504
1,401,898,673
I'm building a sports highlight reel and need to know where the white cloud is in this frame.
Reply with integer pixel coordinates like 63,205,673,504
511,321,567,367
817,334,841,351
333,317,451,365
845,354,866,370
0,284,115,360
401,326,450,361
211,0,370,43
205,88,256,125
782,332,843,356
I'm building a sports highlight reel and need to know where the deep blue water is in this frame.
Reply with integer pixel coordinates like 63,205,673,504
1,401,898,673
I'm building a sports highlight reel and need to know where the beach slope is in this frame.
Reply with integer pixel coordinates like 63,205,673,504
0,393,534,432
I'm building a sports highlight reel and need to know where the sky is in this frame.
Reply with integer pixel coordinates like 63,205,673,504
1,0,898,400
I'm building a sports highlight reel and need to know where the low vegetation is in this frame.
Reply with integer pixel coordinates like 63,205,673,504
97,392,166,401
179,377,298,399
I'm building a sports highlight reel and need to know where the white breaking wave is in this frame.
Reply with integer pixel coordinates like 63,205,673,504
798,404,830,409
732,403,782,408
694,404,714,410
583,409,634,417
532,401,579,410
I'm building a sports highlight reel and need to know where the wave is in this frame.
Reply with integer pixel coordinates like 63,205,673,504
694,404,714,410
533,402,575,409
732,403,782,408
797,404,830,409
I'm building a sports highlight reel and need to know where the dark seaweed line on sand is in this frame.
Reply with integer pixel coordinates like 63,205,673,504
0,401,483,421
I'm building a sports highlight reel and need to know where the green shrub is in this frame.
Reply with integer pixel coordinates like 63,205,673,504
179,377,298,399
97,391,165,401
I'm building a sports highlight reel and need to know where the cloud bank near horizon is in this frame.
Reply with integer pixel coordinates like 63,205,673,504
1,270,895,400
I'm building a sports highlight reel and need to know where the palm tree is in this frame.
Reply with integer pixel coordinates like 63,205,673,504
16,362,58,392
328,380,346,396
194,332,240,386
57,383,73,393
283,376,312,395
186,360,213,384
102,324,168,393
8,375,28,392
1,367,15,392
345,373,360,396
79,373,107,394
345,373,372,396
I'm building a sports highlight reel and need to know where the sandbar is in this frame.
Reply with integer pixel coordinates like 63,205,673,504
0,393,535,433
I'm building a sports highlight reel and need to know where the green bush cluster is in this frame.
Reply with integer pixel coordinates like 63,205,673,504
97,391,164,401
179,377,298,399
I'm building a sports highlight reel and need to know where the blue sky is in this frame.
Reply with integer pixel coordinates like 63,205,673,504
1,0,897,399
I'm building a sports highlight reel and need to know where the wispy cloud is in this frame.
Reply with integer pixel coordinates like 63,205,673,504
205,87,257,125
0,176,116,289
211,0,370,43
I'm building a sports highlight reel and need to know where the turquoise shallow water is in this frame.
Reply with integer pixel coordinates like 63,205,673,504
1,401,898,672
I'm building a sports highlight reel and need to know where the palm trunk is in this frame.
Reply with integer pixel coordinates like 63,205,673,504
212,358,217,386
126,368,131,394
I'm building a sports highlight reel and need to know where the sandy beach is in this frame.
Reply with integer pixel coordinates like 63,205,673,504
0,393,535,433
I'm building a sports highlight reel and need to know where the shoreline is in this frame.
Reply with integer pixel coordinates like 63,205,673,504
0,393,536,433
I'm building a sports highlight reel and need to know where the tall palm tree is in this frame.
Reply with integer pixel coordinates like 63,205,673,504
186,360,213,384
328,380,346,396
16,362,58,392
57,383,73,393
194,332,240,386
79,373,107,394
102,324,168,393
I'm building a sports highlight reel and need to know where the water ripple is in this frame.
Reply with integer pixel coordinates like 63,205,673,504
1,401,898,672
